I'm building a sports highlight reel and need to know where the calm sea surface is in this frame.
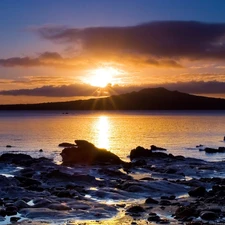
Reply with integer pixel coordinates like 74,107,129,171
0,110,225,162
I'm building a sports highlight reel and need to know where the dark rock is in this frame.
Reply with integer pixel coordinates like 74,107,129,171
160,200,171,206
61,140,123,165
14,200,30,209
6,145,12,148
130,146,151,160
150,145,167,151
165,168,177,174
15,176,41,187
56,190,73,198
10,217,20,222
188,186,206,197
175,206,198,220
0,208,6,217
218,147,225,152
39,149,43,152
5,206,18,216
58,142,75,147
145,197,159,204
130,146,171,160
200,211,218,220
148,215,160,222
204,147,225,153
126,205,145,213
33,198,52,208
48,203,71,210
204,147,218,153
0,153,32,163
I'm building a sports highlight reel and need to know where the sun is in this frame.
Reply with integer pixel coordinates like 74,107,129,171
89,67,119,88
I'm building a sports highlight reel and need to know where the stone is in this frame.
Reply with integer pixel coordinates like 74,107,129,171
0,153,32,163
58,142,76,147
61,140,123,165
14,200,30,209
188,186,206,197
150,145,167,151
10,217,20,222
5,206,18,216
130,146,171,160
48,203,71,211
15,176,41,187
200,211,218,220
148,215,160,222
126,206,145,213
175,206,198,220
204,147,225,153
160,200,171,206
145,197,159,204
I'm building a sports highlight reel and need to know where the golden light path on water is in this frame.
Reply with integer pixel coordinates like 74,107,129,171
96,116,110,149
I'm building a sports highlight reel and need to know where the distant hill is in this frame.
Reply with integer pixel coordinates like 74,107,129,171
0,87,225,110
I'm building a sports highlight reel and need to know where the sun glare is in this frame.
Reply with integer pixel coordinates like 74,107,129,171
96,116,110,149
89,67,119,88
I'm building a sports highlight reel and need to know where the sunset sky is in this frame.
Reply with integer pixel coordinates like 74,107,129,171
1,0,225,104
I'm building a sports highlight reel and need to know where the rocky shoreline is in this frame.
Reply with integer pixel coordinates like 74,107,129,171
0,140,224,225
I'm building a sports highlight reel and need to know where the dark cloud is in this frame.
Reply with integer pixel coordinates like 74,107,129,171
1,81,225,97
0,52,70,68
0,83,107,97
36,21,225,60
163,81,225,94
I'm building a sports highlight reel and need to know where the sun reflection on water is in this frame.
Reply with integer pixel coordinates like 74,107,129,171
96,116,110,149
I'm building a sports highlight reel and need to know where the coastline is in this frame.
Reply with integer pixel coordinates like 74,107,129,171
0,141,224,224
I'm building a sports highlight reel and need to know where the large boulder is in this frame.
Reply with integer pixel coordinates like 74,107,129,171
130,146,171,161
60,140,123,165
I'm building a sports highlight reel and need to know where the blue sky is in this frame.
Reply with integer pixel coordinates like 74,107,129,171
0,0,225,103
1,0,225,57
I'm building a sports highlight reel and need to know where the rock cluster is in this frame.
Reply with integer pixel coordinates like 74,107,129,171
0,140,224,224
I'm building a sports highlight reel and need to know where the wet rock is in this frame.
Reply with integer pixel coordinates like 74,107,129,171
5,206,18,216
130,146,171,160
190,185,206,195
148,214,160,222
218,147,225,152
10,217,20,222
150,145,167,151
14,200,30,209
48,203,71,210
204,147,225,153
175,206,198,220
58,142,75,147
165,168,177,174
145,197,159,204
0,153,32,163
61,140,123,165
0,175,19,187
20,168,35,178
15,176,41,187
188,186,206,197
33,198,52,208
160,200,171,206
0,208,6,217
200,211,218,220
98,168,132,180
126,205,145,213
56,190,73,198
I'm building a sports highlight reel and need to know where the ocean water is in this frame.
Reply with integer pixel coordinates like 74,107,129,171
0,110,225,162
